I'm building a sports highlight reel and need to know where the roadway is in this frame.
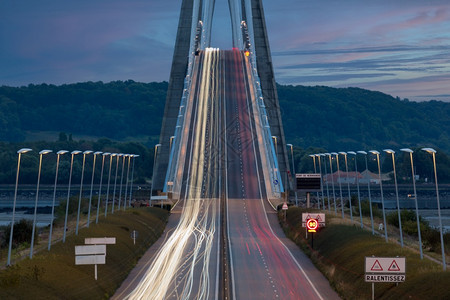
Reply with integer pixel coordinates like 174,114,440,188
115,48,339,299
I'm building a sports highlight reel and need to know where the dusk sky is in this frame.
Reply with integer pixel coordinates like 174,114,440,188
1,0,449,102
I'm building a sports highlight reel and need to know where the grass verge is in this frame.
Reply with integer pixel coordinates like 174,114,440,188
281,206,450,300
0,207,168,300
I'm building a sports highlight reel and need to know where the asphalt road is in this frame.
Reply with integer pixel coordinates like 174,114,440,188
113,49,340,299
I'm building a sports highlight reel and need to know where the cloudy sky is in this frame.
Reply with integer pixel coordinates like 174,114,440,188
1,0,450,102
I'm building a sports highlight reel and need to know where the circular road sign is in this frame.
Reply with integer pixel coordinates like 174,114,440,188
306,219,318,232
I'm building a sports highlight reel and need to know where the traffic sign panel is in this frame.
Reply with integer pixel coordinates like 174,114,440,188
365,257,405,274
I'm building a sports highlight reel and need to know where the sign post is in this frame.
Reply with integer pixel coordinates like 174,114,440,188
365,256,406,300
306,219,319,249
131,230,139,245
282,202,288,221
75,237,116,280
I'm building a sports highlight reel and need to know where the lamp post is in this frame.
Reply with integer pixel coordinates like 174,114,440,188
384,149,403,248
332,152,344,218
76,150,92,235
150,144,161,207
271,136,278,159
358,151,374,234
30,149,53,259
369,150,388,242
422,148,446,270
320,154,331,211
170,136,175,151
129,154,139,207
105,153,117,217
123,154,131,210
348,152,363,228
63,150,81,242
96,152,110,224
316,154,325,210
48,150,68,251
339,152,353,221
112,153,123,213
118,154,127,209
7,148,32,266
400,148,423,259
286,144,298,206
325,153,337,214
309,154,320,209
87,151,102,228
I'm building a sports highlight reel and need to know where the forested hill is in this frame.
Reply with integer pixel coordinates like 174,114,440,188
0,81,449,153
277,85,450,153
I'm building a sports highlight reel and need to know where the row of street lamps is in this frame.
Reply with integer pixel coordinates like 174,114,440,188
302,147,445,270
6,148,139,266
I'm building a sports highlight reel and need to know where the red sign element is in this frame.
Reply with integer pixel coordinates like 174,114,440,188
371,260,383,271
388,260,401,271
306,219,318,232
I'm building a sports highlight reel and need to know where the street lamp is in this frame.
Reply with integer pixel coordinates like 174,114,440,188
118,154,127,209
422,148,446,270
315,154,325,210
332,152,344,218
123,154,132,210
320,154,331,211
348,152,363,228
105,153,117,217
112,153,123,213
129,154,139,207
87,151,102,228
400,148,423,259
339,152,353,221
150,144,161,207
63,150,81,242
369,150,388,242
358,151,374,234
286,144,298,206
309,154,320,209
383,149,403,248
272,136,278,159
76,150,93,235
30,149,53,259
170,136,175,151
7,148,32,266
325,153,337,214
48,150,68,251
96,152,110,224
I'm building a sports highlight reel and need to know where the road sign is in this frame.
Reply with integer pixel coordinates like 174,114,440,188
296,173,321,191
85,237,116,245
273,179,279,185
302,213,325,227
365,257,406,282
306,219,318,232
75,244,106,256
282,203,288,210
75,254,106,265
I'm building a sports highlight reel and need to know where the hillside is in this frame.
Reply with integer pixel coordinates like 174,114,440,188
0,81,449,153
277,85,450,152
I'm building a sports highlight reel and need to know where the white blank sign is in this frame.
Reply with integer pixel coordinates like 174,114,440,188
85,237,116,245
75,254,106,265
75,244,106,256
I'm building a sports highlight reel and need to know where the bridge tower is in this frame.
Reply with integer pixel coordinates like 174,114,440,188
153,0,290,198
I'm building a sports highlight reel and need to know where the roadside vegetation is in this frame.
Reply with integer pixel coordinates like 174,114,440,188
280,206,450,299
0,207,168,299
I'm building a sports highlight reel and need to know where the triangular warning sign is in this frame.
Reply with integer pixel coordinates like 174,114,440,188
371,260,383,271
315,214,322,221
388,260,401,271
305,214,312,220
